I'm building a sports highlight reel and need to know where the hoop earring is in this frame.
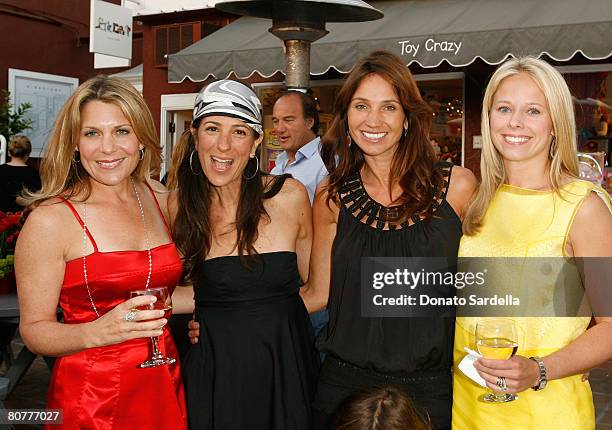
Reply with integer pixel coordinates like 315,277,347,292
139,148,145,160
346,131,352,147
549,136,557,158
73,151,81,164
243,155,259,180
189,150,201,175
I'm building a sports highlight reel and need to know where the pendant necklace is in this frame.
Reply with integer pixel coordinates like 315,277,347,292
81,178,152,317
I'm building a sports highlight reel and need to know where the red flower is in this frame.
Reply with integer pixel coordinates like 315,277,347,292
0,211,23,272
6,232,17,246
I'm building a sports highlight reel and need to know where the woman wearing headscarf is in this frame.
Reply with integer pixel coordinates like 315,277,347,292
170,80,319,429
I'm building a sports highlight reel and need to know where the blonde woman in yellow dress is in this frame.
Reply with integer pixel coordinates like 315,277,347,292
452,56,612,429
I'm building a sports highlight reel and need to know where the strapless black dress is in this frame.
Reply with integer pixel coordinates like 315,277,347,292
184,251,319,429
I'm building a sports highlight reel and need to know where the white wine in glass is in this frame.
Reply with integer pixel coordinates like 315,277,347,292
475,318,518,403
130,286,176,368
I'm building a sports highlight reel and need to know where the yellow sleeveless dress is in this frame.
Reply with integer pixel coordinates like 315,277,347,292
452,180,611,430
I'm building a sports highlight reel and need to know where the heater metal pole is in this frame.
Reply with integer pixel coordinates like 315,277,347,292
283,39,310,89
215,0,382,89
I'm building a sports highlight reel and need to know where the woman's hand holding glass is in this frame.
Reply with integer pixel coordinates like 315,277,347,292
474,352,543,396
130,287,176,367
86,295,166,348
474,318,521,402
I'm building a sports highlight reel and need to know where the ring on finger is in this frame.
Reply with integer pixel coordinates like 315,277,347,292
124,309,138,322
496,376,507,391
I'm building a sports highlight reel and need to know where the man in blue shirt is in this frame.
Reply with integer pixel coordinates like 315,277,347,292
271,90,328,339
270,91,327,205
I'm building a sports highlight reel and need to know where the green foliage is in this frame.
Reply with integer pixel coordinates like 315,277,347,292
0,90,33,139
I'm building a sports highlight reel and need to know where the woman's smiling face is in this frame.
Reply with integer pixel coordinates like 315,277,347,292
77,100,142,187
194,115,262,189
489,72,554,167
347,73,407,159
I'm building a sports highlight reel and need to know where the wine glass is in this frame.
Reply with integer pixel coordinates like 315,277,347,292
475,318,518,403
129,286,176,368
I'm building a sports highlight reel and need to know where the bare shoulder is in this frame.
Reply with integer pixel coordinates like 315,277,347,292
147,178,168,193
448,166,477,194
147,179,169,203
279,176,306,193
316,175,330,191
568,190,612,257
24,198,72,231
313,176,340,221
446,166,478,218
19,198,75,250
145,178,171,217
313,176,334,202
273,177,309,209
574,191,612,227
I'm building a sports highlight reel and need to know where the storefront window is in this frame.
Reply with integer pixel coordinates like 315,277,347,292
564,70,612,190
417,76,464,166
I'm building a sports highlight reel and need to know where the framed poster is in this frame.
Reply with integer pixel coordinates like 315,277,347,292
8,69,79,158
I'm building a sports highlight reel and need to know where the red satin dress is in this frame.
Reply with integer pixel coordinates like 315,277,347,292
45,189,187,430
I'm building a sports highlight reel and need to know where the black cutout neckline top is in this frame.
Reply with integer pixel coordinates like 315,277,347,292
318,161,462,374
338,161,453,231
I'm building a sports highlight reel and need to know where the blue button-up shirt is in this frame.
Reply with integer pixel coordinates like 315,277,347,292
270,137,327,205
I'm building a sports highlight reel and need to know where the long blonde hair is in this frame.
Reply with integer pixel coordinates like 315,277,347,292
24,75,161,206
463,56,579,235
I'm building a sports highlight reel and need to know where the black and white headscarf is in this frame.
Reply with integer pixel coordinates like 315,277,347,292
192,80,263,135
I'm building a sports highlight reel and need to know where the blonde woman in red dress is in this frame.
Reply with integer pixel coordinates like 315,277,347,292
15,76,188,429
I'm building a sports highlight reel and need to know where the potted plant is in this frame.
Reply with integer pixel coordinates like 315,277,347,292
0,89,33,141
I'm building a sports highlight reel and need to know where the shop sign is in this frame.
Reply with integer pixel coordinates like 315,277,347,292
89,0,133,60
398,38,462,58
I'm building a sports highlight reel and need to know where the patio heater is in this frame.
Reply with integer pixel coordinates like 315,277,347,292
214,0,383,90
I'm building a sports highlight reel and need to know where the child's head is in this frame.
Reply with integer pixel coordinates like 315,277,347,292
332,386,431,430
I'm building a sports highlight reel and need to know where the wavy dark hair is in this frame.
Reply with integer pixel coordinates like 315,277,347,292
321,50,443,222
171,119,287,283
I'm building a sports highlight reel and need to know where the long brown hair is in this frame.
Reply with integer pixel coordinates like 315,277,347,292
171,120,286,282
23,75,161,207
332,386,431,430
165,130,192,191
322,50,442,221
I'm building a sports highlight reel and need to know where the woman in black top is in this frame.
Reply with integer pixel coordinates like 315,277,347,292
0,135,41,212
171,80,319,429
300,51,476,429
